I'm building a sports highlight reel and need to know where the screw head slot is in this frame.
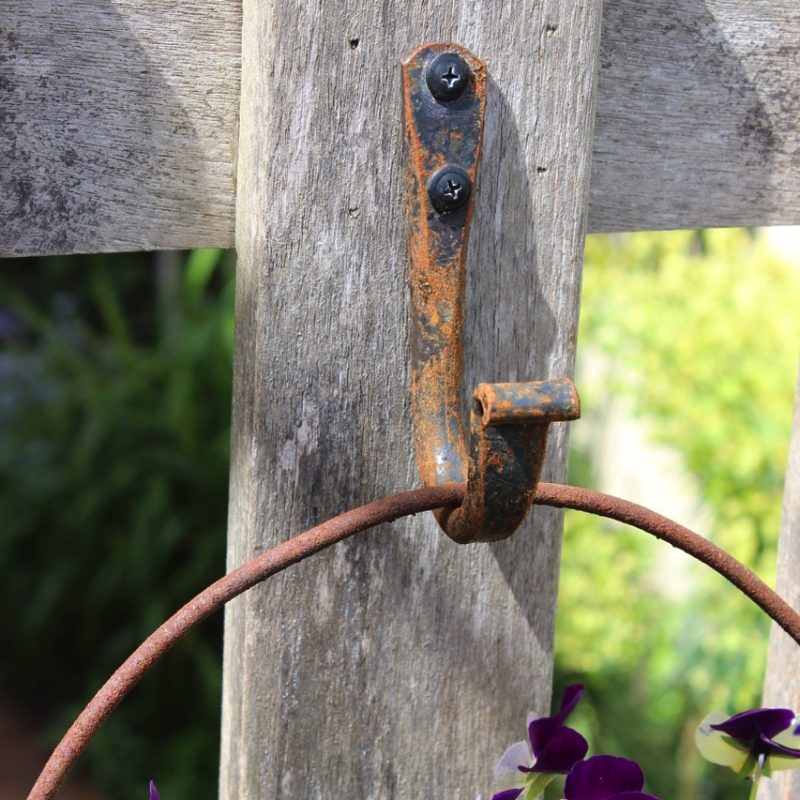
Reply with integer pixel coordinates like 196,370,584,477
428,166,472,213
426,53,470,102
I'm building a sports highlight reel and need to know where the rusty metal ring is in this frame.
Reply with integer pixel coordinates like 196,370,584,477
28,482,800,800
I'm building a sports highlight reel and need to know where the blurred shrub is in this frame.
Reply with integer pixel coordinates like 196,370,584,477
0,250,235,800
553,229,800,800
3,229,798,800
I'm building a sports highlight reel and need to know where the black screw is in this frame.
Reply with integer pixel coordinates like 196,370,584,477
426,52,470,102
428,166,472,213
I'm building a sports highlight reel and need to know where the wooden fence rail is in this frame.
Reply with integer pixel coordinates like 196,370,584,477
2,2,799,256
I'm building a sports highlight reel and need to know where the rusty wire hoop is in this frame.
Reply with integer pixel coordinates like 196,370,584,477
27,482,800,800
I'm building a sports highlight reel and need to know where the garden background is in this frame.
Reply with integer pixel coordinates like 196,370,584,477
1,228,798,800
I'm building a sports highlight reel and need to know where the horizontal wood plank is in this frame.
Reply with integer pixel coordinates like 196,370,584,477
0,1,240,257
590,0,800,232
1,0,798,256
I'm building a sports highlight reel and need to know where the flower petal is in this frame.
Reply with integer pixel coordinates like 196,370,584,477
762,737,800,775
555,685,585,722
491,789,523,800
607,793,660,800
149,781,161,800
766,756,800,774
710,708,795,742
494,740,534,782
563,755,645,800
696,712,750,770
528,685,584,756
761,732,800,758
766,727,800,771
530,726,588,774
774,728,800,748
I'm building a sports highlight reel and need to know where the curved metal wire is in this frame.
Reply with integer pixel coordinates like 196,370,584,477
535,483,800,645
27,482,800,800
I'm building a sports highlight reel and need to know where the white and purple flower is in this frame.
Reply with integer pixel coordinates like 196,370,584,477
696,706,800,780
491,684,589,800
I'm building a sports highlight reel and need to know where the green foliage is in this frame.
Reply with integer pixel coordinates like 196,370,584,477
3,229,797,800
553,229,800,800
0,250,235,799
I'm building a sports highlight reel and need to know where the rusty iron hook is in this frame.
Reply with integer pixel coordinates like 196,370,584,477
402,41,580,543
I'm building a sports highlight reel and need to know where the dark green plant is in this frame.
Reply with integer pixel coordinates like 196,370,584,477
0,249,235,800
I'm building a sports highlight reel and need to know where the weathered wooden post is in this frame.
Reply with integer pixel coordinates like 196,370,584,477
759,374,800,800
220,3,602,797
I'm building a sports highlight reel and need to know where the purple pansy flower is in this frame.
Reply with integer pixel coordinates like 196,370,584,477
149,780,161,800
563,755,659,800
491,685,589,800
696,707,800,779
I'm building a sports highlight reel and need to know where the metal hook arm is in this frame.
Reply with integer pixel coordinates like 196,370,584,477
403,41,580,543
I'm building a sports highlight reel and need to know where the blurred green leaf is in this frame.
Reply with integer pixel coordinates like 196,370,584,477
184,248,224,298
0,249,235,800
553,228,799,800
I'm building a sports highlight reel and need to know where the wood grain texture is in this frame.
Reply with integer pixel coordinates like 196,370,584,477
2,1,799,258
0,1,240,257
589,0,800,232
220,2,602,798
758,369,800,800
